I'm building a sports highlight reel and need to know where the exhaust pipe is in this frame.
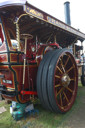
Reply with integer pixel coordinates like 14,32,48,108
64,1,71,25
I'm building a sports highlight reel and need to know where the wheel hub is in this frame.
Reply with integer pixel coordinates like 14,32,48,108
61,74,70,87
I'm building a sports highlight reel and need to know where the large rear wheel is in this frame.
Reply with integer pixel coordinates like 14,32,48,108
47,49,78,113
37,49,78,113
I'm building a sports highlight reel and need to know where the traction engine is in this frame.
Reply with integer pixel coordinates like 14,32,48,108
0,1,85,113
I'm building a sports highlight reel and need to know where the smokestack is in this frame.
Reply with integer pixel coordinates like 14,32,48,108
64,1,71,25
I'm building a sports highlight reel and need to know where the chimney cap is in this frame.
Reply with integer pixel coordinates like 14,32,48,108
64,1,70,5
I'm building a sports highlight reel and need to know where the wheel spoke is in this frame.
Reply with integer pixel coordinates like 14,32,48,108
60,93,63,106
64,56,70,68
56,87,64,97
55,75,61,79
66,66,74,73
60,57,65,73
65,87,73,93
63,91,69,103
56,66,63,74
70,78,75,81
55,84,61,88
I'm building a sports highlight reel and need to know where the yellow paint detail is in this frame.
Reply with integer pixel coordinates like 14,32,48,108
56,66,63,74
66,66,74,73
55,84,61,88
26,7,43,19
56,88,64,97
55,75,61,78
63,91,69,103
65,87,73,93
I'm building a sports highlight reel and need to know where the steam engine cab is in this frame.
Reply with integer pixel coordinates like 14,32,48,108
0,16,59,103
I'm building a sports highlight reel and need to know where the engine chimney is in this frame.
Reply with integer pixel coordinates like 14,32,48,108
64,1,71,25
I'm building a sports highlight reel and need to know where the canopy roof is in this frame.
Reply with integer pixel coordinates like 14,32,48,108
0,0,26,6
0,0,85,47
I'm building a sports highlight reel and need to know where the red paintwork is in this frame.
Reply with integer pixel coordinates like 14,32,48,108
21,90,37,95
0,53,8,62
0,14,60,104
50,42,60,48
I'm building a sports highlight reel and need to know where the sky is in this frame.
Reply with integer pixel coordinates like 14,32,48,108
0,0,85,50
27,0,85,33
28,0,85,50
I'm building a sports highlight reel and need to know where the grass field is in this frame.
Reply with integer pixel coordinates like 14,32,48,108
0,83,85,128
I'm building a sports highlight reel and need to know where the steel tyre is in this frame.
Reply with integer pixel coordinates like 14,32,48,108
37,51,54,109
41,49,62,111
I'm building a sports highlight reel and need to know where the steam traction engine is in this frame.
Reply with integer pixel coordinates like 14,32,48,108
0,0,85,113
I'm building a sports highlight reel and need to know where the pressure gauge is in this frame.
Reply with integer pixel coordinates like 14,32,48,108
31,47,35,52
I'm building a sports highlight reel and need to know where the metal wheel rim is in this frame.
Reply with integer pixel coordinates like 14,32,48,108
54,51,78,112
